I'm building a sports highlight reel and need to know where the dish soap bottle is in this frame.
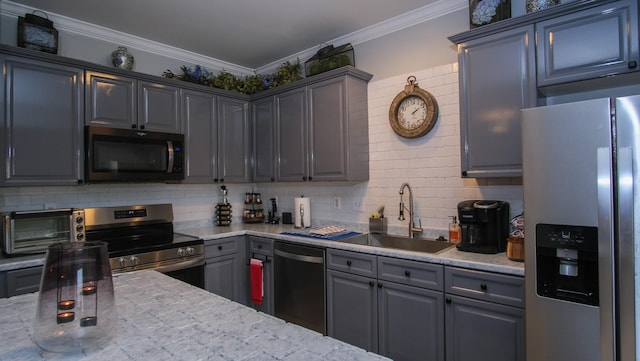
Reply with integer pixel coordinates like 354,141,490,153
449,216,460,244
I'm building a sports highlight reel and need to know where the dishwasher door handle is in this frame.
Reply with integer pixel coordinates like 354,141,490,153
274,248,324,264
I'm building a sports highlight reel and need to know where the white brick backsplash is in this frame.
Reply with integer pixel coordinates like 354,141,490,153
1,62,523,236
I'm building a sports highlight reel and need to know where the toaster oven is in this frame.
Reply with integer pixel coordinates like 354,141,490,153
2,208,85,255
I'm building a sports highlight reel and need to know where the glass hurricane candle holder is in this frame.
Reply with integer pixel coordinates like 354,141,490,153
33,241,116,353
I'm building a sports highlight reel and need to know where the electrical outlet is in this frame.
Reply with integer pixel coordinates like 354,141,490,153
333,197,341,209
352,200,361,210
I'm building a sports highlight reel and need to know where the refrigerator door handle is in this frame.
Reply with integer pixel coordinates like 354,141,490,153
616,147,635,361
596,147,615,361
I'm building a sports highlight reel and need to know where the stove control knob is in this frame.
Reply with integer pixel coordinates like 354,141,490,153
177,248,186,257
129,256,139,266
186,247,195,256
119,257,127,267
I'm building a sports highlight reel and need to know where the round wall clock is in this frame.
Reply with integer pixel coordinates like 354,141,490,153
389,76,438,138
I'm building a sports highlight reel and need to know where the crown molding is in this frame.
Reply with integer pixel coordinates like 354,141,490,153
2,0,468,75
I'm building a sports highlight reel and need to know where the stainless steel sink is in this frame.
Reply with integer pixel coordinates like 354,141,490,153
338,233,454,254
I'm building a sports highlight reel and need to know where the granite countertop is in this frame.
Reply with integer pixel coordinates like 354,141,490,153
0,223,524,277
0,271,389,361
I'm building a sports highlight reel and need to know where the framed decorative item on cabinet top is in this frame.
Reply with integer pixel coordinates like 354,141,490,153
469,0,511,28
17,12,58,54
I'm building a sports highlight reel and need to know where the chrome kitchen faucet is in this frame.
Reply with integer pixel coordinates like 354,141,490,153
399,183,423,238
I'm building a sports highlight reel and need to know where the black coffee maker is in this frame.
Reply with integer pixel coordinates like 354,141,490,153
457,200,510,254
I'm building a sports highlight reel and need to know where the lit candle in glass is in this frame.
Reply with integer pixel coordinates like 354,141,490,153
82,284,97,296
56,312,75,324
57,300,75,310
80,316,97,327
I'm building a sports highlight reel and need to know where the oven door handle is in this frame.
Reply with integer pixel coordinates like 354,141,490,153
167,140,175,173
121,257,205,274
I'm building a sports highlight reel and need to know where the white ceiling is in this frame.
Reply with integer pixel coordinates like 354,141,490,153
11,0,447,69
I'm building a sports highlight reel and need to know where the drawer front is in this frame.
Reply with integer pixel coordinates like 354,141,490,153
445,267,524,308
7,266,43,297
326,249,376,278
205,238,238,258
249,236,274,255
378,257,444,291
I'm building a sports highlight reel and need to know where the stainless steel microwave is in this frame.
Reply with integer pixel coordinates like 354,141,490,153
85,126,185,183
2,208,86,255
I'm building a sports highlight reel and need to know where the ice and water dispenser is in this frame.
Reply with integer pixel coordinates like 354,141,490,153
535,223,599,306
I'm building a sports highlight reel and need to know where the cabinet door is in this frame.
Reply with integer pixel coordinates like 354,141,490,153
276,87,308,181
249,253,274,314
85,71,136,129
378,281,445,361
218,96,251,183
252,96,276,182
183,90,217,183
6,266,43,297
326,269,378,352
1,56,84,186
445,295,525,361
205,254,238,301
308,77,347,180
138,81,181,133
537,0,639,87
458,25,536,178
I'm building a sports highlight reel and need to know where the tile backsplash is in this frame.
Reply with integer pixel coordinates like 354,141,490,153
0,62,523,236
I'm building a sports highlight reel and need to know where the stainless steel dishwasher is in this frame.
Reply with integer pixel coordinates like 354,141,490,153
274,241,326,334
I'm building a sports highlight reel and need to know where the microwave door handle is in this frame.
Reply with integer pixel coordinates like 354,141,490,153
167,140,175,173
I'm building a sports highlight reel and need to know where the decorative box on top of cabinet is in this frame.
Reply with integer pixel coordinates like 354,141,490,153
0,54,84,186
86,71,182,133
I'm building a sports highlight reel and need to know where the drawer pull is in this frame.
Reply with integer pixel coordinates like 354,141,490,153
378,283,383,288
369,281,375,287
480,283,488,291
346,260,352,266
258,244,262,249
404,270,411,277
218,245,223,251
446,298,452,304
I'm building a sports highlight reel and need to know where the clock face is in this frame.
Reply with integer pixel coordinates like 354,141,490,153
398,96,427,130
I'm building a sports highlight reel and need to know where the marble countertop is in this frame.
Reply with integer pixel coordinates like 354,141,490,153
0,223,524,277
0,271,389,361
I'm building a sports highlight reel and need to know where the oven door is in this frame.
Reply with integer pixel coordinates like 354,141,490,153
165,264,205,289
85,125,184,182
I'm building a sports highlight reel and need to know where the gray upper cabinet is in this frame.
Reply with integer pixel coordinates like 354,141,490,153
86,71,181,133
276,87,308,181
1,55,84,186
183,91,251,183
536,0,639,88
274,68,371,182
218,96,251,183
137,81,181,133
252,96,276,182
183,89,218,183
457,25,536,178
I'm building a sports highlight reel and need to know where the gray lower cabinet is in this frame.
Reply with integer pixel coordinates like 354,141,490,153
1,266,43,298
536,0,638,88
204,236,247,304
0,55,84,186
456,25,536,178
444,267,525,361
326,249,444,361
247,236,274,314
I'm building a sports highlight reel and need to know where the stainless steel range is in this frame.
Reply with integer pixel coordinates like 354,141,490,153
83,204,204,288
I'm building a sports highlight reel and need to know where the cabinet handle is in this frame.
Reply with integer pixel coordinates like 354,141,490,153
77,179,83,184
377,283,383,288
369,281,375,287
308,176,312,181
131,124,137,129
258,245,262,249
629,61,637,69
214,178,219,182
139,125,145,130
265,257,271,263
404,270,411,277
302,176,307,181
270,177,275,182
480,283,488,291
446,298,452,304
218,245,223,251
346,260,352,266
220,178,224,183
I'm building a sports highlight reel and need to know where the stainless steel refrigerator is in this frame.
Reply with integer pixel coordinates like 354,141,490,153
522,96,638,361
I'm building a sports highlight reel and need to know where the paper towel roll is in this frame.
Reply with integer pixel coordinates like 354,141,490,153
294,197,311,228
